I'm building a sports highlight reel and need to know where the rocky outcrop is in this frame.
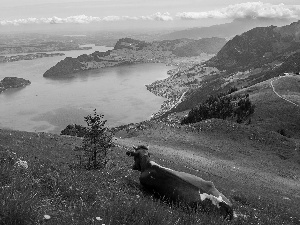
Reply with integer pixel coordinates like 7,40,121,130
0,77,31,93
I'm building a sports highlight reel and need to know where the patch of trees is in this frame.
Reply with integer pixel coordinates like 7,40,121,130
43,57,83,77
181,90,255,124
0,77,31,93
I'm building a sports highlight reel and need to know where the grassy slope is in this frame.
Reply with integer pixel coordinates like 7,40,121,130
235,74,300,139
0,128,235,225
115,119,300,215
1,120,300,224
273,75,300,106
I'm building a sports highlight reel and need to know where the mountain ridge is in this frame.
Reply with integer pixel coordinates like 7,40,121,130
159,18,295,40
146,20,300,138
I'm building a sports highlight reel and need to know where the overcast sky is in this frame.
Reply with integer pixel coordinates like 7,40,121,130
1,0,300,32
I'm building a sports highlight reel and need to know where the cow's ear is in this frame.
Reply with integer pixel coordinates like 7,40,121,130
126,151,137,157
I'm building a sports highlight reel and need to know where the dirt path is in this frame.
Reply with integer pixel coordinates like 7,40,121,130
270,75,300,107
115,136,300,200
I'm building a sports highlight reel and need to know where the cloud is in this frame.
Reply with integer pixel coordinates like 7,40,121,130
141,12,173,21
177,2,300,20
0,12,173,26
102,12,173,22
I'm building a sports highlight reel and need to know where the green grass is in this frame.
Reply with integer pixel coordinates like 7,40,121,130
0,149,229,225
234,76,300,139
0,146,299,225
0,128,299,225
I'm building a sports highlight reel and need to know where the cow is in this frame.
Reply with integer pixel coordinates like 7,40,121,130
126,145,234,220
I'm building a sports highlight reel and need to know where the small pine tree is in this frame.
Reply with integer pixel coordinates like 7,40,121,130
77,109,112,169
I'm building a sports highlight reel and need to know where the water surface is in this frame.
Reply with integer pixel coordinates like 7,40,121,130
0,45,173,133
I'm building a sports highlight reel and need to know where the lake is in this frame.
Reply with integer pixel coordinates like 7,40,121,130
0,45,174,134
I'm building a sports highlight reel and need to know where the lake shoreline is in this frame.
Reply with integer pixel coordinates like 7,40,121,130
0,42,209,133
0,49,173,133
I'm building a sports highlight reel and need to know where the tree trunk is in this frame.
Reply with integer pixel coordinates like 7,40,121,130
93,147,97,169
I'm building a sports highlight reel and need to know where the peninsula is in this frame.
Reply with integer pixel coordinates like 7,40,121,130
0,77,31,93
43,37,226,78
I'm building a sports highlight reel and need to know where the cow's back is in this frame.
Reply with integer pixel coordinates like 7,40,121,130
140,163,203,204
140,162,232,207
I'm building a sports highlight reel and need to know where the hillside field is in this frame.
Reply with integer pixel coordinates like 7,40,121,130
236,74,300,139
1,117,300,224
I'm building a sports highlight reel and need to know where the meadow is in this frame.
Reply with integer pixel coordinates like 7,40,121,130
1,121,299,224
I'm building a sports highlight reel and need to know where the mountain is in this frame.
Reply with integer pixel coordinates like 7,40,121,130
177,20,300,106
206,20,300,78
43,37,226,78
160,18,295,40
150,20,300,137
171,37,227,57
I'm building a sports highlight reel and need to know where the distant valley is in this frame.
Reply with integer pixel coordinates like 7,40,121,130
0,39,91,55
0,52,65,63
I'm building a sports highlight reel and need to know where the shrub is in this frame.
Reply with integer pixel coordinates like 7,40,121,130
277,129,291,138
60,124,87,137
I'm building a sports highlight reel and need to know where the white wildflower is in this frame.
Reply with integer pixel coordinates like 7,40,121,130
44,215,51,220
15,159,28,169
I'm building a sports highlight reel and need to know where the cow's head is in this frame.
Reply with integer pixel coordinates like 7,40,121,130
126,145,150,171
